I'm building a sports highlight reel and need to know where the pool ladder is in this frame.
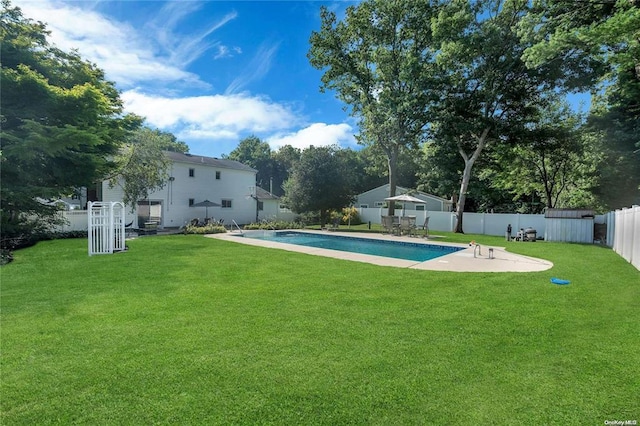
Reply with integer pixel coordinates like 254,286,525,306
473,244,495,259
231,220,243,234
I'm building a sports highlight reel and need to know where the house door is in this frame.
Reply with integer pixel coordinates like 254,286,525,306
137,200,162,228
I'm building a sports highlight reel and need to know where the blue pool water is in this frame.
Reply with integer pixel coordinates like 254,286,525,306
239,231,462,262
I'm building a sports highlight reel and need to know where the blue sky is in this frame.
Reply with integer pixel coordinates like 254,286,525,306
15,0,358,158
15,0,589,159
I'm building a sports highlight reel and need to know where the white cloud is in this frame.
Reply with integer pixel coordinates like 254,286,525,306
267,123,355,150
12,1,354,157
213,43,244,60
148,4,238,66
213,45,230,60
13,0,227,88
122,91,299,141
225,40,280,94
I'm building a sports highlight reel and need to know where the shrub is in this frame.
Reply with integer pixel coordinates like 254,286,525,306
184,224,227,235
243,220,303,230
296,211,320,226
1,249,13,266
341,207,362,225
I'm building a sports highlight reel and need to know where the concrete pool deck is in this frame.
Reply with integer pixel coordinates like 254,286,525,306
209,230,553,272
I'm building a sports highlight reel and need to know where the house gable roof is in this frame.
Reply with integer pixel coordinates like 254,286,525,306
255,186,279,200
358,184,450,203
164,151,257,173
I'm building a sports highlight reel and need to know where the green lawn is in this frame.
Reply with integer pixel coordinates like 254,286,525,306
1,234,638,425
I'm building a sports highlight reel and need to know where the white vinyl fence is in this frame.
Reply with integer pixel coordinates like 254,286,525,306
56,210,89,231
358,208,544,237
609,205,640,270
55,204,638,270
359,206,639,271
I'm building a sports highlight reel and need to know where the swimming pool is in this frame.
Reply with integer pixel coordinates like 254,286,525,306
238,231,463,262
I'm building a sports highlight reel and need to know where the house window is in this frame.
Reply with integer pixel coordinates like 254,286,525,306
215,171,221,180
415,205,425,211
221,199,232,208
257,201,264,211
189,168,195,177
374,201,384,207
279,204,291,213
188,198,194,206
360,204,369,208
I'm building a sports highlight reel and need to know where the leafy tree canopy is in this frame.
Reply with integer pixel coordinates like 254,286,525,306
520,0,640,207
283,145,356,225
429,0,551,231
483,99,592,210
520,0,640,93
0,0,139,247
109,127,186,209
308,0,438,215
224,136,280,193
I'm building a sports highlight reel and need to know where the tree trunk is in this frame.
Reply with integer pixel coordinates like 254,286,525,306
454,128,490,233
454,161,472,233
387,148,399,217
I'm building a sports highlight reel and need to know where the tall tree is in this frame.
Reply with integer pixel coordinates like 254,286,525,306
520,0,639,94
270,145,301,196
520,0,640,207
308,0,437,216
0,1,138,247
429,0,547,232
359,144,421,191
417,138,462,203
108,127,185,209
225,136,278,193
586,98,640,208
283,146,355,226
485,100,589,209
152,129,190,153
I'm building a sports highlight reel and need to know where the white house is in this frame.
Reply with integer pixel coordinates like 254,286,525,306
255,187,296,222
356,184,453,212
99,151,260,228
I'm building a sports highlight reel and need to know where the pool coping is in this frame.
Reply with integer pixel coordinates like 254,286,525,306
208,230,553,272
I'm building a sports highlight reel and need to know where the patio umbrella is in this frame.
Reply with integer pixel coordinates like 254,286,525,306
384,194,426,216
190,199,220,219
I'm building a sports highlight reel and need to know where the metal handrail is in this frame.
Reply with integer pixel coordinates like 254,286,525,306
261,218,276,230
231,220,243,234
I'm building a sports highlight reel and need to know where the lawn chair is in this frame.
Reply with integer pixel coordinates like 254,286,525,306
329,217,340,231
421,216,430,238
400,216,417,237
381,215,394,234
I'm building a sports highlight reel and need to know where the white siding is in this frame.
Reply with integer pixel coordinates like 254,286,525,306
155,161,257,226
100,158,258,227
356,184,452,212
99,180,137,226
258,200,296,222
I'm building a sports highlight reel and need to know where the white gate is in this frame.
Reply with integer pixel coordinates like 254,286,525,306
88,201,126,255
